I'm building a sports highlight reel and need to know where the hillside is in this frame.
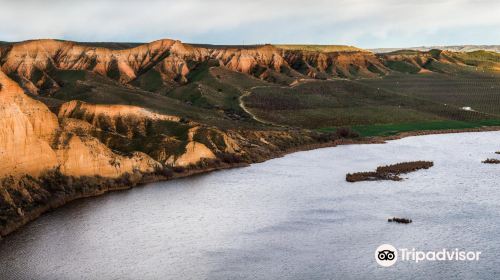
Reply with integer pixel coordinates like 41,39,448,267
1,38,500,237
371,45,500,53
0,40,388,97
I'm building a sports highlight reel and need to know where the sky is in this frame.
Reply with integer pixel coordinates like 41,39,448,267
1,0,500,48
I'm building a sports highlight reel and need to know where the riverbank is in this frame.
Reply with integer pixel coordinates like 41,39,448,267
1,126,499,240
3,129,500,279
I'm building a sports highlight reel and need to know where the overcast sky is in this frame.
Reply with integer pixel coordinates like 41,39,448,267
1,0,499,48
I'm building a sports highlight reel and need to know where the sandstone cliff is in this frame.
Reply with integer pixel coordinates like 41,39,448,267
2,39,498,97
3,38,488,238
0,69,161,178
0,68,321,237
0,59,321,234
0,70,58,177
0,39,392,95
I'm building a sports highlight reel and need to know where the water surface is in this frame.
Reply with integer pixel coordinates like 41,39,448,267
1,132,500,279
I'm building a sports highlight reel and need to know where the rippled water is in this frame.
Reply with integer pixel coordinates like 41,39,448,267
1,132,500,279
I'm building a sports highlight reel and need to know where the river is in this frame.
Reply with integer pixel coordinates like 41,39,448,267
1,131,500,279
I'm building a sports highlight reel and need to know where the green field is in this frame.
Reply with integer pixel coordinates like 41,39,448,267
360,72,500,116
243,79,492,129
320,120,500,137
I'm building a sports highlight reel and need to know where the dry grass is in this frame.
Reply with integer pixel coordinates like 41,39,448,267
275,44,364,53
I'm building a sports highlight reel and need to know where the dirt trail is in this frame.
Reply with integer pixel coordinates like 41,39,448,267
237,79,317,127
238,89,277,126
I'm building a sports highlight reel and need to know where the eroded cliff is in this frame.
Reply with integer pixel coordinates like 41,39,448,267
0,39,392,95
3,38,488,238
0,61,326,237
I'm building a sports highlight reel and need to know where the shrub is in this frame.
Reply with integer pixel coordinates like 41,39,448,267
335,127,360,139
216,152,243,164
313,131,336,142
153,166,174,178
172,166,186,173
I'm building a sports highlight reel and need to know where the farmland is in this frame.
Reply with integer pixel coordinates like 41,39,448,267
243,77,496,133
360,72,500,116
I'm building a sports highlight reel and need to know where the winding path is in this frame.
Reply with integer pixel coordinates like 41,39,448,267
237,80,319,127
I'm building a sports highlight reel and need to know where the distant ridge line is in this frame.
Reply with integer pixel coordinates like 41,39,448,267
370,45,500,53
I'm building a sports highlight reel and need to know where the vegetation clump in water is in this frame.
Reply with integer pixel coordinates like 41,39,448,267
388,217,412,224
346,161,434,182
482,158,500,164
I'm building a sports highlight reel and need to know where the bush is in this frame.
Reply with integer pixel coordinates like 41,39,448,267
335,127,360,139
313,131,336,142
154,166,174,178
216,152,243,164
172,166,186,173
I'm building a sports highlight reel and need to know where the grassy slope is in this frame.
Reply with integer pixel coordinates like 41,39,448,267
321,120,500,137
243,79,492,130
40,48,500,138
47,66,274,130
275,45,363,52
48,70,237,128
77,42,143,50
166,63,270,120
360,72,500,116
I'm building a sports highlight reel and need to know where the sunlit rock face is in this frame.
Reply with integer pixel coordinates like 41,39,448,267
0,69,160,179
0,39,392,95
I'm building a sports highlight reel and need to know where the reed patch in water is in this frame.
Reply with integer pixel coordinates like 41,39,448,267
482,158,500,164
388,217,412,224
346,161,434,182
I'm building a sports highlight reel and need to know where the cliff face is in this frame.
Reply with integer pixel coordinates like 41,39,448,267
0,69,161,179
0,68,319,236
211,45,287,74
0,69,169,236
0,40,393,95
376,49,500,74
0,70,59,177
2,39,498,97
3,38,492,238
0,40,207,93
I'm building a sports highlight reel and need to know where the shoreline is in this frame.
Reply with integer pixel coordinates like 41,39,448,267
1,126,499,240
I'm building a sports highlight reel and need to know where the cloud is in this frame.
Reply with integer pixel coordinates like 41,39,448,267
1,0,499,47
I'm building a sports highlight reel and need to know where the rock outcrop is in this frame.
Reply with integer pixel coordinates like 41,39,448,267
2,39,500,96
0,69,161,179
4,38,489,238
0,61,330,237
0,39,393,95
0,70,59,177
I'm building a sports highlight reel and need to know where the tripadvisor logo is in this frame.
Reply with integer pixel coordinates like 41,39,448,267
375,244,398,267
375,244,481,267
